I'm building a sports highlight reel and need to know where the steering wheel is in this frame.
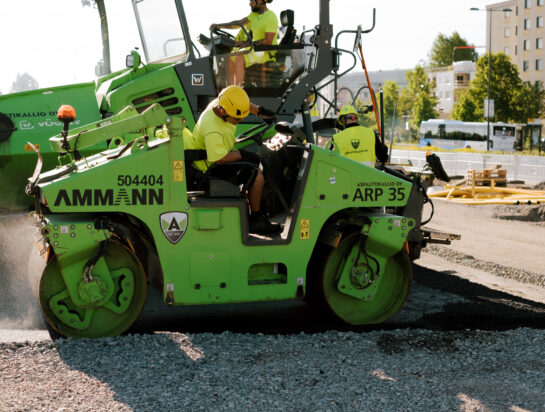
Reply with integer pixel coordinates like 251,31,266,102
236,122,275,146
212,28,236,42
272,122,307,145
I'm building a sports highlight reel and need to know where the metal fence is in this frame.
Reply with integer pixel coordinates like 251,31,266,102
390,150,545,184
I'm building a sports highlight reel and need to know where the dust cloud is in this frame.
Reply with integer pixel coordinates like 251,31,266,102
0,212,46,329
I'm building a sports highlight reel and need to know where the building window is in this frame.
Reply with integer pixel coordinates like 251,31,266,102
525,0,531,7
537,38,544,49
538,0,544,6
523,60,529,71
505,27,510,36
516,25,518,35
515,45,518,55
538,16,544,28
504,46,510,54
524,18,531,29
537,59,543,70
524,39,531,50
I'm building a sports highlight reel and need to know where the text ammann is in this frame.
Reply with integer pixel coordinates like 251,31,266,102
53,188,164,207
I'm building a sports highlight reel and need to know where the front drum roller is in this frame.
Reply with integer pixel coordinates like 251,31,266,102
320,233,412,325
39,240,147,338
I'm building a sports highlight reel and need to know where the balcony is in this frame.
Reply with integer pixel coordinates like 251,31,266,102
454,79,470,88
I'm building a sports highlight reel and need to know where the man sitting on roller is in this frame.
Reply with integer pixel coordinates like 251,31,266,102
210,0,278,85
184,85,280,235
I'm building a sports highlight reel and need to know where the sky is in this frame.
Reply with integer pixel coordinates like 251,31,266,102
0,0,494,95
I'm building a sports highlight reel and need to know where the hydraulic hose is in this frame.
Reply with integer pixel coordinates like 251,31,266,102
357,43,381,137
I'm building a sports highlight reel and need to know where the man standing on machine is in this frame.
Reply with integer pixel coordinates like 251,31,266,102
210,0,278,85
333,105,389,167
184,85,281,235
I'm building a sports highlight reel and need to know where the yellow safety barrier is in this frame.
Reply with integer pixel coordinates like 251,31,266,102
428,185,545,205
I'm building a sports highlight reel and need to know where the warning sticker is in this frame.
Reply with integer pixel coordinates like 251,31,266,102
24,143,40,152
173,160,184,182
300,219,310,240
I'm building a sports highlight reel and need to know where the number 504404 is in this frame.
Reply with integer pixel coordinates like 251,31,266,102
117,175,164,186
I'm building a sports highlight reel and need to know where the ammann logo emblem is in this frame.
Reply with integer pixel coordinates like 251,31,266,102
351,139,360,149
160,212,188,244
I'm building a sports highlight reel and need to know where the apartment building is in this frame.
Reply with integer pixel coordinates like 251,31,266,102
489,0,544,83
427,61,476,118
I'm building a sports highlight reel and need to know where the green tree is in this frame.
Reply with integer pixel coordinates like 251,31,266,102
512,81,545,123
398,66,438,131
452,93,480,121
399,66,433,114
382,80,400,121
410,92,438,130
452,53,534,122
429,31,478,68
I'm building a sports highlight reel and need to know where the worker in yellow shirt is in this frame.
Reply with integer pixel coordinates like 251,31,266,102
210,0,278,85
184,85,280,235
332,105,389,166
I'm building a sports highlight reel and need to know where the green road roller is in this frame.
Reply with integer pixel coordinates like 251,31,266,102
26,103,455,338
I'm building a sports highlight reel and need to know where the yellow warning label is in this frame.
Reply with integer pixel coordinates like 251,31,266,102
24,143,40,152
173,160,184,182
300,218,310,240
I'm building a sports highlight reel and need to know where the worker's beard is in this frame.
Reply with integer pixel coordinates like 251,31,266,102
251,5,260,12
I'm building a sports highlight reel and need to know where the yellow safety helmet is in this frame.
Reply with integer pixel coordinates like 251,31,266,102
337,105,358,127
218,85,250,119
339,105,358,117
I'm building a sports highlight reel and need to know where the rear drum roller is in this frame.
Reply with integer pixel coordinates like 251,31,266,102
320,233,412,325
39,240,147,338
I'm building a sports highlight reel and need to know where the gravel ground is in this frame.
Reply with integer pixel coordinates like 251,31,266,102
2,201,545,411
1,329,544,412
424,244,545,288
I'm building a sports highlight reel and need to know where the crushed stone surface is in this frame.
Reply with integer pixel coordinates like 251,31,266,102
424,244,545,289
2,188,545,411
1,329,545,411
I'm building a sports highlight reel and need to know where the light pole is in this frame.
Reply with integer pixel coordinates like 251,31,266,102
470,7,511,150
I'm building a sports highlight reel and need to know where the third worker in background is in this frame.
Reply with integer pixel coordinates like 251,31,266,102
332,105,389,167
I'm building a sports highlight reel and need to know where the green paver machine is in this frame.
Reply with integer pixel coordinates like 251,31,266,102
0,0,361,209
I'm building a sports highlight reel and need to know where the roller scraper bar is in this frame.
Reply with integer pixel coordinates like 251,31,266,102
49,104,169,153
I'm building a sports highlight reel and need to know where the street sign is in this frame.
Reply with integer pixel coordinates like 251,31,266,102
484,99,495,118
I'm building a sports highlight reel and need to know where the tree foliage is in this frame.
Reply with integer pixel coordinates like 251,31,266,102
10,73,39,93
411,92,438,130
382,80,400,121
399,66,438,131
451,93,480,122
512,81,545,123
429,31,478,68
452,53,545,123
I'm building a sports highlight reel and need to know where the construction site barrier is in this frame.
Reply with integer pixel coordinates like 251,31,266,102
391,150,545,184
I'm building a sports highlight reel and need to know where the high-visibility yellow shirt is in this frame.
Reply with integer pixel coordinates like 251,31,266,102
247,9,278,65
332,125,376,164
183,99,236,172
249,9,278,46
235,12,258,42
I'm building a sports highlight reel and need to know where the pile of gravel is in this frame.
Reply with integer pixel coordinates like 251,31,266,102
533,181,545,190
492,204,545,224
1,329,544,411
424,245,545,288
